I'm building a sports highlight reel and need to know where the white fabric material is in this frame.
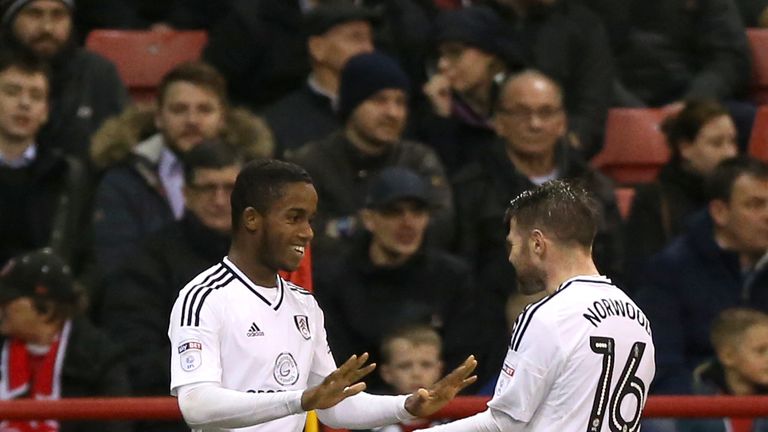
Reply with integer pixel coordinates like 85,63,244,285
413,408,522,432
168,258,410,431
158,147,185,220
176,382,304,428
418,276,655,432
316,392,413,429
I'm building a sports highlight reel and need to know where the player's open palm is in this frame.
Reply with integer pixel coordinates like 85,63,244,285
404,355,478,418
301,353,376,411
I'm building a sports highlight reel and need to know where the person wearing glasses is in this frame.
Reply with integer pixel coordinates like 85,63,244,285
100,139,243,432
452,70,623,355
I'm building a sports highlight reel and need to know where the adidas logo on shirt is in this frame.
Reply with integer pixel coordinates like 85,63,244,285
247,322,264,337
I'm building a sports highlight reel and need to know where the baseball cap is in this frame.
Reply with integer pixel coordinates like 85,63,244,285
0,248,77,304
304,3,379,37
366,167,431,210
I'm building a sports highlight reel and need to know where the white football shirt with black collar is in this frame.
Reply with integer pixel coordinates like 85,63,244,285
490,275,656,432
168,256,336,431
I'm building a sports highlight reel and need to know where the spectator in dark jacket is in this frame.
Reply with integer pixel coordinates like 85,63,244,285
90,62,272,279
479,0,614,158
0,47,89,269
453,70,623,334
419,6,525,176
634,156,768,394
624,100,738,286
290,52,454,261
263,3,375,158
678,308,768,432
1,0,127,161
314,167,501,394
100,139,242,432
0,249,131,432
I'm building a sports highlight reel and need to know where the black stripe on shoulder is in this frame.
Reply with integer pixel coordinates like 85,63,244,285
510,283,575,352
182,271,233,327
286,280,313,296
181,264,226,326
272,278,285,310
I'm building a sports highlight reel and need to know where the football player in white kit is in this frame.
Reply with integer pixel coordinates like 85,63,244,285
415,180,656,431
168,159,478,432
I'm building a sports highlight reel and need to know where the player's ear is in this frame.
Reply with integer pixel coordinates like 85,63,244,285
531,229,545,255
243,207,263,232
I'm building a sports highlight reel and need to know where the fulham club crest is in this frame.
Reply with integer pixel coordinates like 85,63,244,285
294,315,311,340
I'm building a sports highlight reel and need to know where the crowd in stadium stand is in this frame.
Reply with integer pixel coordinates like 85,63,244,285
1,0,768,431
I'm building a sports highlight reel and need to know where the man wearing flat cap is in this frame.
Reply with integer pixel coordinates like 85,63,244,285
314,167,500,394
290,51,454,260
0,0,127,161
264,3,376,158
0,248,130,432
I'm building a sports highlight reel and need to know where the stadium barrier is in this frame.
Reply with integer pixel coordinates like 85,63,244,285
2,395,768,430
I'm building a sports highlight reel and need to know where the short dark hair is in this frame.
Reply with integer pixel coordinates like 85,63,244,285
182,139,244,184
157,61,227,108
707,156,768,203
504,180,599,248
0,45,49,84
711,307,768,351
380,324,442,364
230,159,313,227
661,99,730,161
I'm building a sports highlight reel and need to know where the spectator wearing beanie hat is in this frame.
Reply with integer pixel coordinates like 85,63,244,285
415,6,525,176
0,0,127,161
290,51,454,261
0,248,131,432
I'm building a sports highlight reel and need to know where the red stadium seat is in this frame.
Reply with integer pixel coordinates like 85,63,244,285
85,30,208,102
748,105,768,162
614,187,636,221
591,108,672,185
747,28,768,105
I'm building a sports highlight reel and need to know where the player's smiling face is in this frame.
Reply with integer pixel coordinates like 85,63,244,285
258,182,317,272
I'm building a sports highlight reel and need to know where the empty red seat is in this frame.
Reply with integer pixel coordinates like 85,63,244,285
747,28,768,105
748,105,768,162
86,30,209,102
614,187,636,221
591,108,672,185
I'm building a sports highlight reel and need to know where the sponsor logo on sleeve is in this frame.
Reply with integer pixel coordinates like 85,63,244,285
273,352,300,386
294,315,311,340
502,363,515,377
178,340,203,371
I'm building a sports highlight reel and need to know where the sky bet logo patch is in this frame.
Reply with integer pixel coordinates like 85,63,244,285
178,340,202,372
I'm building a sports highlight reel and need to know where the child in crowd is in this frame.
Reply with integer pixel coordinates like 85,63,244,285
679,307,768,432
363,325,447,432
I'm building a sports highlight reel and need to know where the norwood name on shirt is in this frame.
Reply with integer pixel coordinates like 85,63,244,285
582,297,651,335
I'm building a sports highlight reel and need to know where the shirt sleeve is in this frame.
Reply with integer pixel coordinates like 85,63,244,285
316,393,413,429
168,288,224,394
412,407,523,431
487,311,563,422
308,297,340,387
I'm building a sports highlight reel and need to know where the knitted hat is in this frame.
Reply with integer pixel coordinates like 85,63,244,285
433,6,525,69
1,0,74,26
338,51,410,121
0,248,77,304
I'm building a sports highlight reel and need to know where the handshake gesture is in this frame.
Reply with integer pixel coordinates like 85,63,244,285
301,353,478,417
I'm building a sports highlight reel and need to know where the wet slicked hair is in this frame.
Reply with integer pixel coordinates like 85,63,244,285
230,159,313,228
504,180,599,248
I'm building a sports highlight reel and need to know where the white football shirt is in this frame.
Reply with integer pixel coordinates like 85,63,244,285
169,257,337,432
490,275,656,432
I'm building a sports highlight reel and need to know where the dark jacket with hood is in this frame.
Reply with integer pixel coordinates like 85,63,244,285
89,106,273,280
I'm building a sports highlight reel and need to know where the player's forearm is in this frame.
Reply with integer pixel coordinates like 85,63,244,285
176,382,304,428
316,392,414,429
413,408,523,432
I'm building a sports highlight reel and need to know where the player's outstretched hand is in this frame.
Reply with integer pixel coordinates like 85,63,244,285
301,353,376,411
404,355,478,418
